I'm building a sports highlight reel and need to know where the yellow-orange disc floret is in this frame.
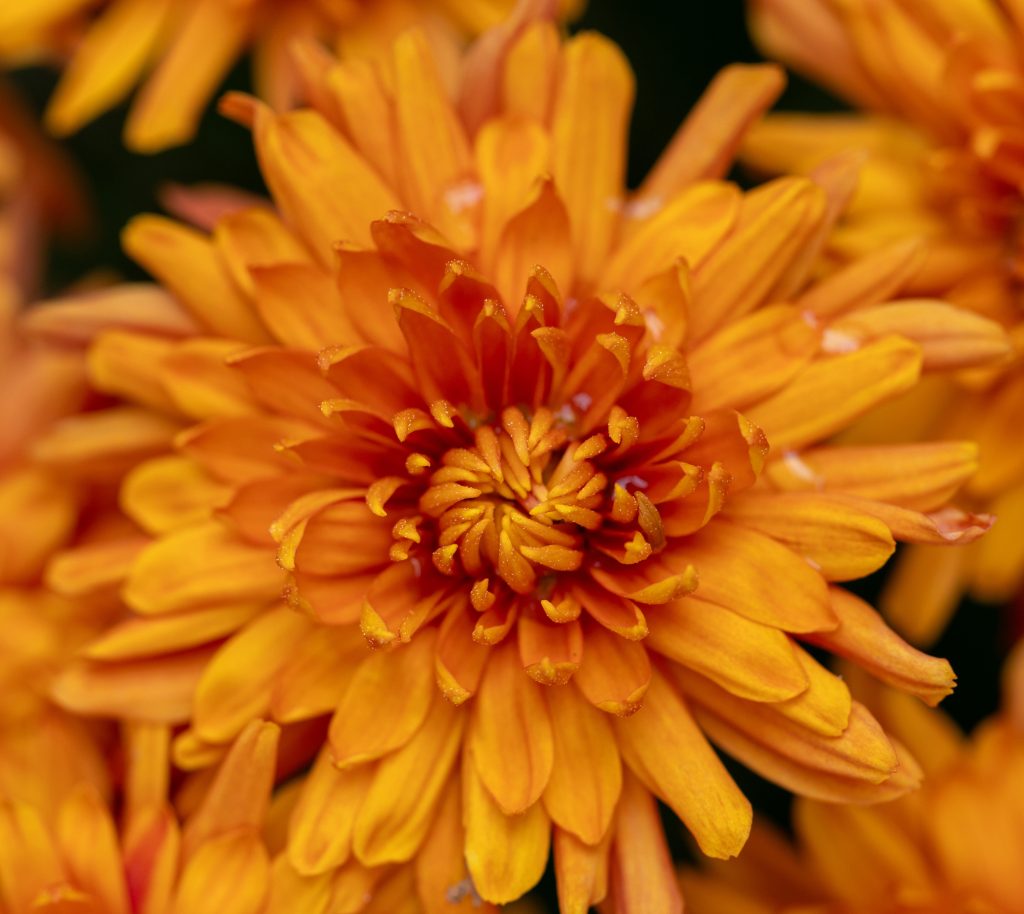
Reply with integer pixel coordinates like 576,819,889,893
683,648,1024,914
747,0,1024,643
24,10,1011,912
0,0,581,153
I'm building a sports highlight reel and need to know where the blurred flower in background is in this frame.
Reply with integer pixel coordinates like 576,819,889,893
683,646,1024,914
746,0,1024,645
17,6,1012,910
0,0,582,153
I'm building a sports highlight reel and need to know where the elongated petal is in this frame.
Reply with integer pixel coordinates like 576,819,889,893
463,756,550,905
724,491,895,581
543,685,621,845
469,643,554,814
811,588,955,705
607,770,683,914
647,596,809,702
124,522,283,614
353,694,464,865
747,336,923,451
328,630,436,769
615,670,751,858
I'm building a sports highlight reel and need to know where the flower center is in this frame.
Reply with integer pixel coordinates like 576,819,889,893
413,406,612,596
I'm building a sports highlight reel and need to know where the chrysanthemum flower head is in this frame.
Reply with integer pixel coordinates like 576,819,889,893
747,0,1024,642
0,0,580,152
683,648,1024,914
0,719,286,914
30,9,1010,910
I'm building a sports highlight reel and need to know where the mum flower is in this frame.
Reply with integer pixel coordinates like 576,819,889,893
0,0,579,153
747,0,1024,643
683,651,1024,914
0,720,288,914
31,11,1008,911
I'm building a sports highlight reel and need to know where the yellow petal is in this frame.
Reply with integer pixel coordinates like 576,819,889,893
614,670,751,859
123,522,284,615
122,215,269,342
747,336,923,451
193,606,312,743
647,595,809,702
468,642,554,815
182,720,279,858
253,107,399,262
172,831,269,914
553,827,610,914
121,455,230,535
125,0,250,152
287,749,373,876
46,0,172,135
328,629,437,769
550,32,634,284
542,685,621,845
353,692,464,865
56,785,130,914
463,756,550,905
606,770,683,914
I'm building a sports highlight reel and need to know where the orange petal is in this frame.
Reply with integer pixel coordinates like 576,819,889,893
812,588,955,705
638,63,785,202
764,441,979,513
54,648,215,723
182,720,279,858
122,215,269,342
124,0,249,152
56,785,130,914
574,626,651,715
353,692,464,865
193,606,312,743
463,755,550,905
253,106,399,261
747,336,923,451
614,670,750,858
829,300,1011,371
647,596,808,702
724,491,895,581
550,32,633,284
328,629,437,769
123,522,284,615
606,769,683,914
683,522,835,633
287,749,373,876
542,685,621,845
553,826,611,914
687,304,819,413
469,642,554,815
435,601,491,705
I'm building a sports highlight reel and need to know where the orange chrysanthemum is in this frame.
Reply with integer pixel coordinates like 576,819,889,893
25,12,1009,911
683,652,1024,914
747,0,1024,643
0,720,291,914
0,0,580,152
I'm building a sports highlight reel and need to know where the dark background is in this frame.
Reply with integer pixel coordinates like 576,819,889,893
8,0,1014,894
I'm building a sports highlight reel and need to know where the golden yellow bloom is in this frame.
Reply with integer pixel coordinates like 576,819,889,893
0,0,580,153
747,0,1024,643
0,720,287,914
683,650,1024,914
26,12,1009,910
